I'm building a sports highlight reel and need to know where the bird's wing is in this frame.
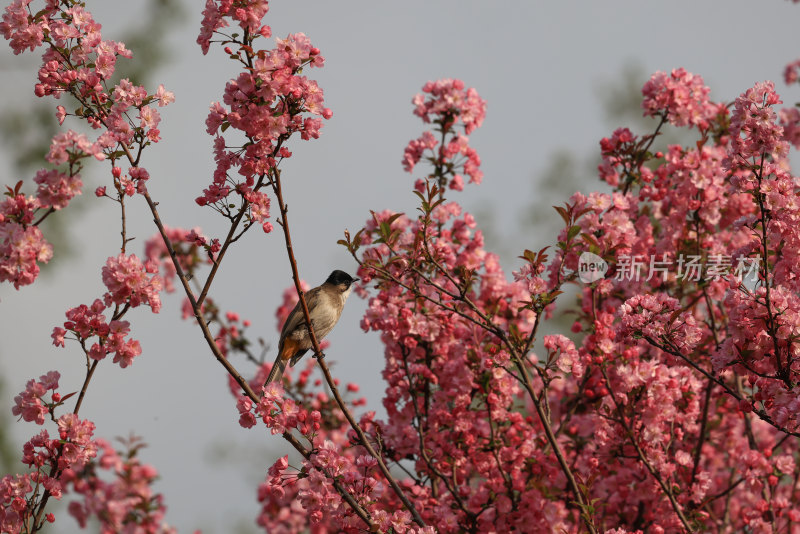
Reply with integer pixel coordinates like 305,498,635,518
279,287,323,338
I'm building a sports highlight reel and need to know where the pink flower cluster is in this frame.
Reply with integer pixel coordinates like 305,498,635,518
3,373,94,532
245,190,273,233
2,0,174,148
336,82,615,532
144,226,216,293
641,68,719,129
619,293,703,351
67,439,175,534
0,414,98,530
197,0,271,55
412,78,486,134
252,388,432,533
50,254,162,369
779,105,800,149
728,81,790,165
402,131,436,173
46,130,106,165
1,428,174,534
33,169,82,209
203,308,252,363
4,369,173,534
403,79,485,190
0,208,52,289
240,383,321,434
325,75,800,531
11,371,60,425
0,0,43,53
196,5,329,234
543,334,583,376
0,132,99,290
0,1,173,291
239,378,365,530
544,76,800,530
210,293,389,532
102,253,163,313
51,299,142,368
784,58,800,85
354,207,572,530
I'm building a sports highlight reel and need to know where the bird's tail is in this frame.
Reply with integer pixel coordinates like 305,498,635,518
264,355,287,387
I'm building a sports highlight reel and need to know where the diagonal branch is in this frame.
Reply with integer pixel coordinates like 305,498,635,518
600,367,694,532
643,335,800,439
270,168,427,528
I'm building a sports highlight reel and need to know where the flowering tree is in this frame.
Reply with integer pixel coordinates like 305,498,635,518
2,1,800,533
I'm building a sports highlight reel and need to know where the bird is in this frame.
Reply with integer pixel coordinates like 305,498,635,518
264,270,359,386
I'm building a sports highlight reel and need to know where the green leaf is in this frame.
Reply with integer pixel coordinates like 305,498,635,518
581,233,600,249
567,225,581,241
385,212,404,226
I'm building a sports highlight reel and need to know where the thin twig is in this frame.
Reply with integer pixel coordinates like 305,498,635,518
354,240,596,532
600,368,694,532
644,336,800,439
136,187,383,530
270,167,427,528
513,357,597,533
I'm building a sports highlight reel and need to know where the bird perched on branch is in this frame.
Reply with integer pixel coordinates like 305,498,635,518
265,270,359,386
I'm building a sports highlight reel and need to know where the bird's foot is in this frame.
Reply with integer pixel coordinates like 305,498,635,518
314,351,326,360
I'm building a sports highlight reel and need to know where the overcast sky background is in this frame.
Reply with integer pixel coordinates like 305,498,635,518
2,2,799,532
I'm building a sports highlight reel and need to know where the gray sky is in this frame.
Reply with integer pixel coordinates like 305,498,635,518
1,1,799,532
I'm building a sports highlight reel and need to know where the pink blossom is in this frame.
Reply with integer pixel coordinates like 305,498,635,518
728,81,789,165
784,58,800,85
544,334,583,377
144,226,210,293
55,105,66,124
245,190,271,226
197,0,270,55
154,84,175,106
65,438,174,532
33,168,82,209
11,372,60,425
413,78,487,134
402,131,437,173
46,130,105,165
101,253,163,312
0,0,44,54
641,68,716,129
0,221,53,289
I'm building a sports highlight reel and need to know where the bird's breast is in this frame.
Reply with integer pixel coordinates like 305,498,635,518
289,290,343,341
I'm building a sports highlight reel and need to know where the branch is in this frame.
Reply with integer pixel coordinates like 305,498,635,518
349,224,596,532
281,430,378,530
513,357,598,533
400,347,476,521
600,368,694,532
270,168,427,528
643,336,800,439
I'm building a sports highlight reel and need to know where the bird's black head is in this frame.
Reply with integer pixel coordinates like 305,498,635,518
325,270,358,288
